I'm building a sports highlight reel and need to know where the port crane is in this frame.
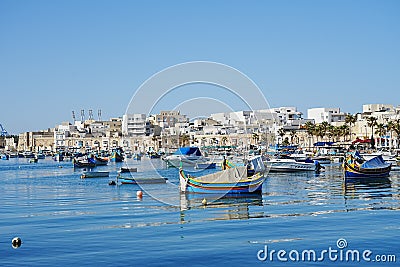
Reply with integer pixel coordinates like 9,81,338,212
0,124,8,136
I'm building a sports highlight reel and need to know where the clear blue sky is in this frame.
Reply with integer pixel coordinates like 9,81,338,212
1,0,399,134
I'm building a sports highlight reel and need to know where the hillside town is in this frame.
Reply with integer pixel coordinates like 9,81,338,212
1,103,400,155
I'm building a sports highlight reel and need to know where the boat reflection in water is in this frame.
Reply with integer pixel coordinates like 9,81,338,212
179,193,263,223
343,177,392,200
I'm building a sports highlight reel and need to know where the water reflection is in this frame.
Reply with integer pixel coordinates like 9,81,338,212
343,177,392,199
179,193,262,223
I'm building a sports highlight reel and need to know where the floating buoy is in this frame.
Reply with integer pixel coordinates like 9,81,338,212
12,237,22,249
109,181,116,186
202,198,207,205
136,190,143,198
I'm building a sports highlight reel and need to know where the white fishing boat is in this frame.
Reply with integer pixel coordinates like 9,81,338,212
194,162,217,169
311,156,331,165
264,158,317,172
164,146,209,168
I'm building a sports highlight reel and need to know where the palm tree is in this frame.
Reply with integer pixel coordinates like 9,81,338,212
171,137,178,148
320,121,330,141
314,124,324,142
200,137,207,148
151,135,158,151
304,121,316,147
210,137,217,146
366,116,378,148
327,125,335,142
390,119,400,149
339,125,350,142
277,128,286,145
221,136,228,146
345,114,357,141
290,130,297,145
252,132,259,145
387,121,395,148
375,123,386,148
179,134,190,147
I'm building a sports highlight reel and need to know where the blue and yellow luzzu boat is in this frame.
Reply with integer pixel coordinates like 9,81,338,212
179,166,265,194
343,152,391,178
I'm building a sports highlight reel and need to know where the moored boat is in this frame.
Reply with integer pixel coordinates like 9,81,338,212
118,177,167,184
20,151,35,158
29,157,38,163
1,154,9,160
81,171,109,178
119,167,138,173
343,152,391,178
35,152,46,159
194,162,217,169
73,158,96,168
110,148,124,162
164,146,209,168
179,164,265,194
264,157,317,172
93,155,108,166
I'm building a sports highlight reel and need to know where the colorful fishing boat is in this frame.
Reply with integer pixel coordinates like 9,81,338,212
179,163,265,194
343,152,391,178
93,155,108,166
110,148,124,162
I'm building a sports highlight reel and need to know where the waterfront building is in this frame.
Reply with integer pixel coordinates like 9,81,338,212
307,107,346,124
153,111,189,128
18,129,54,152
122,114,147,137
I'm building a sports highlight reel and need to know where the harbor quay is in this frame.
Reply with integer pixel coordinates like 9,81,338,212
1,103,400,155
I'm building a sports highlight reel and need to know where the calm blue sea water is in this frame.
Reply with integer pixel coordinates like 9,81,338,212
0,158,399,266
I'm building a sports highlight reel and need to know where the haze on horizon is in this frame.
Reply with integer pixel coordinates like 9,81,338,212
1,0,399,134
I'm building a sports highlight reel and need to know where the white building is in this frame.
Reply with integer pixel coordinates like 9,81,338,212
307,108,346,124
122,114,147,137
54,122,75,150
153,111,189,129
362,104,394,113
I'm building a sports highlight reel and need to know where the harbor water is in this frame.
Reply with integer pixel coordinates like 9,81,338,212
0,158,399,266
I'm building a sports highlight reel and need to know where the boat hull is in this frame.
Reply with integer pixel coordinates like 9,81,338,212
194,163,217,169
119,177,167,184
73,159,96,168
81,171,109,178
344,163,391,178
343,153,391,178
179,168,265,194
110,152,124,162
264,159,316,172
